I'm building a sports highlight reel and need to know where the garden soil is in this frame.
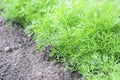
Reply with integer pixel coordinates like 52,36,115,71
0,17,81,80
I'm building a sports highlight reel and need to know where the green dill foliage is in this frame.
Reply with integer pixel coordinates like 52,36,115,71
0,0,5,15
2,0,57,26
1,0,120,79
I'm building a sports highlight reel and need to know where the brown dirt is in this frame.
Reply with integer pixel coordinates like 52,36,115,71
0,17,81,80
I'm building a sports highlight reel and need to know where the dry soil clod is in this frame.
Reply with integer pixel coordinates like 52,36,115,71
4,47,12,52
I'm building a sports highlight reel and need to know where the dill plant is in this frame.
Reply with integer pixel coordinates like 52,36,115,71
1,0,120,79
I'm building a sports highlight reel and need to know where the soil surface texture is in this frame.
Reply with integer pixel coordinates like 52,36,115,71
0,17,81,80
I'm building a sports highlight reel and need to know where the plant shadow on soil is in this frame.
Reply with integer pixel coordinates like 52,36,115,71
0,17,82,80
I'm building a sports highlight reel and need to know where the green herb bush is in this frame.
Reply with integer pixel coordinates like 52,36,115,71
1,0,120,79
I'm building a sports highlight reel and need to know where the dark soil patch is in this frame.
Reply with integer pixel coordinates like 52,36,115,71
0,17,81,80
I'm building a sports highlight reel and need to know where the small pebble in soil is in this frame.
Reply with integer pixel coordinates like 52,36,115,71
4,47,12,52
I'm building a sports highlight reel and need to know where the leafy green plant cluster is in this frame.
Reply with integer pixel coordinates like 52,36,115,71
1,0,120,79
